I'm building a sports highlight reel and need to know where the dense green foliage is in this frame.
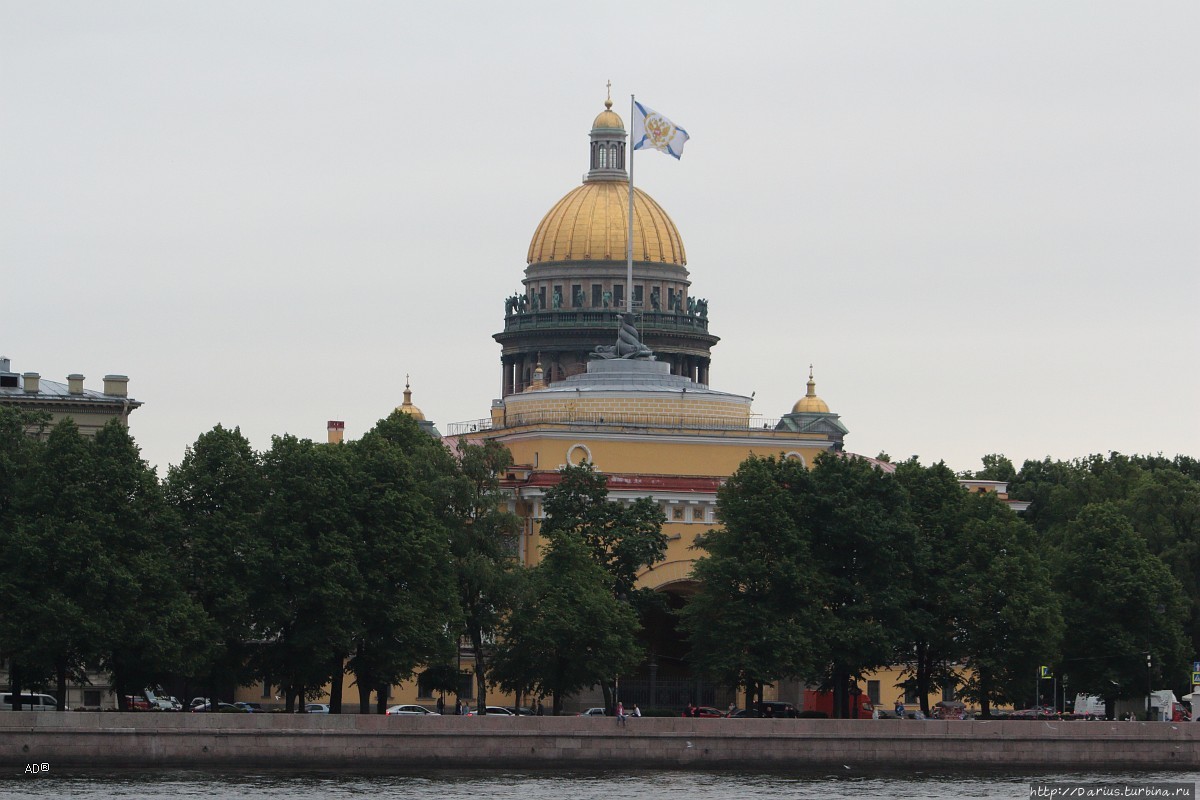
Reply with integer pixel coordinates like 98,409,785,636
492,462,666,714
1,401,1195,719
686,450,1198,717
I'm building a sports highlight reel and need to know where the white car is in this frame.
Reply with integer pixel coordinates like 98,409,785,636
577,707,607,716
385,704,435,716
483,706,515,716
300,703,330,714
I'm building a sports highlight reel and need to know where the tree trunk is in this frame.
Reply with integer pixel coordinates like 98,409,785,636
329,654,344,714
601,681,613,715
471,629,488,713
10,664,22,711
357,681,372,714
55,659,67,712
376,686,388,715
916,641,931,717
832,668,849,719
553,691,562,716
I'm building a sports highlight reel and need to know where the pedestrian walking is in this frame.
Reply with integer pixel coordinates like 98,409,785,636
455,698,463,716
436,695,445,715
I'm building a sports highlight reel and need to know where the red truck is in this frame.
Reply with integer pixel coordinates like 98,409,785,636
802,689,874,719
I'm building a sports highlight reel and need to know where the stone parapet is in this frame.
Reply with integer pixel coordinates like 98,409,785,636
2,714,1197,771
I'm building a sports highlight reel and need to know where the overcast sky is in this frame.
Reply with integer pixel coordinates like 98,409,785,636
3,1,1197,477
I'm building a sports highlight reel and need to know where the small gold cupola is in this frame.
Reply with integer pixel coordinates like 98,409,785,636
527,359,547,391
396,375,427,420
791,365,830,414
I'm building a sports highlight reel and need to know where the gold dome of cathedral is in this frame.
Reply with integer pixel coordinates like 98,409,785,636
527,183,687,265
526,93,687,266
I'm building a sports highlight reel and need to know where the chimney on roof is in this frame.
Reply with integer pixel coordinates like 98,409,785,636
23,373,40,393
0,358,16,389
67,374,85,395
327,420,345,445
103,375,129,397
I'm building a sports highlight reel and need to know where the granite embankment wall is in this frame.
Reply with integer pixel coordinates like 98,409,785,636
3,713,1198,771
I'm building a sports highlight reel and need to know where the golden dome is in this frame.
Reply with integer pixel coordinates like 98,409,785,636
527,182,687,265
395,376,426,421
592,97,624,130
792,366,830,414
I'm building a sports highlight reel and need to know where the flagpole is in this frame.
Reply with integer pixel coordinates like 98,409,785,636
626,94,635,314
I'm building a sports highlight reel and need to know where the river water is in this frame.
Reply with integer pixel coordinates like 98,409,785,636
1,769,1196,799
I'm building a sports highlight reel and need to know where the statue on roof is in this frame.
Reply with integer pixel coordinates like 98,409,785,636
591,313,655,361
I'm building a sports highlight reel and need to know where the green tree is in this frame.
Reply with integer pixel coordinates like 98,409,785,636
491,533,641,714
538,462,666,711
955,493,1062,717
0,413,94,710
680,456,825,705
450,440,521,715
974,454,1016,482
1052,503,1189,710
254,434,361,711
893,459,968,716
345,413,459,713
1120,469,1200,655
88,420,212,709
806,452,917,717
166,425,266,703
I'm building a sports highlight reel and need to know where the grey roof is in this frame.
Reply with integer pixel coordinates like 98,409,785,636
530,358,749,401
0,375,140,406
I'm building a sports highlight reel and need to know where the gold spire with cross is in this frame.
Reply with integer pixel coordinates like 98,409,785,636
397,374,426,420
792,363,830,414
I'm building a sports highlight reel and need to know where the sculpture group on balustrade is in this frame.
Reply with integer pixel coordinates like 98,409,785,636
504,291,708,319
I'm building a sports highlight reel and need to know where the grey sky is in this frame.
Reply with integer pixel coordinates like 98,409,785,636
3,1,1197,476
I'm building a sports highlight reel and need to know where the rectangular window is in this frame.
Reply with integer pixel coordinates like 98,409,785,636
613,284,624,308
904,684,919,705
592,284,602,307
941,682,957,702
691,507,704,522
633,285,644,305
83,690,102,708
672,507,685,521
572,284,582,307
538,287,546,310
867,680,880,706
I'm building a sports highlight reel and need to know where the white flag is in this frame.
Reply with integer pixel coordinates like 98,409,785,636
631,101,689,159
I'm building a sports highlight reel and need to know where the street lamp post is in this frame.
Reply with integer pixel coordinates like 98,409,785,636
1146,653,1152,721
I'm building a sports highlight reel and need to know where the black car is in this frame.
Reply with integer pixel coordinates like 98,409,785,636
730,701,799,718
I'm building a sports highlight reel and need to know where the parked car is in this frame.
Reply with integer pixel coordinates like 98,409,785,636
0,693,60,712
729,701,800,718
385,704,435,716
682,706,725,718
728,708,763,718
190,701,243,712
235,702,267,713
483,706,515,716
145,687,182,711
508,706,535,716
577,707,607,716
124,695,153,711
